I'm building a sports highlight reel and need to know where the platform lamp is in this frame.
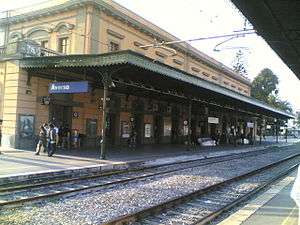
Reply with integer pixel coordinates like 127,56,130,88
100,71,115,160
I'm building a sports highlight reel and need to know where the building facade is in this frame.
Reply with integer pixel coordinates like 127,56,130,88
0,0,291,150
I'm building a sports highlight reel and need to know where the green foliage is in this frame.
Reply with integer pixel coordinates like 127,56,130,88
268,94,293,113
251,68,292,113
251,68,278,102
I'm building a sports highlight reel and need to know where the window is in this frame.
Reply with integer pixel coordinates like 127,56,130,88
173,59,183,65
40,40,48,48
212,76,218,81
191,67,200,73
155,51,166,63
109,41,120,52
202,72,210,77
58,37,69,54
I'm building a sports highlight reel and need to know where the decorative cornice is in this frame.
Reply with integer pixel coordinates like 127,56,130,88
9,31,24,41
25,26,52,38
53,22,75,32
107,29,124,39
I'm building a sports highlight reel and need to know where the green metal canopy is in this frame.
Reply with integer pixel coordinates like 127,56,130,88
20,50,294,119
231,0,300,80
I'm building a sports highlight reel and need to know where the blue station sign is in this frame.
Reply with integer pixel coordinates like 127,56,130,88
49,81,89,94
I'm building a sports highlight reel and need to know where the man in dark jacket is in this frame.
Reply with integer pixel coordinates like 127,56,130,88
48,124,56,157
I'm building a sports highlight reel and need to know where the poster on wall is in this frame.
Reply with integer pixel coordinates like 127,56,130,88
208,117,219,124
145,123,152,138
19,114,35,138
183,125,189,136
164,117,172,136
121,121,130,138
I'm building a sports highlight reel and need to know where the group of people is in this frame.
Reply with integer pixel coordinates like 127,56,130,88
35,123,76,157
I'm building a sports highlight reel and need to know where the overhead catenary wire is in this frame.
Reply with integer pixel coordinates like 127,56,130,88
139,31,256,49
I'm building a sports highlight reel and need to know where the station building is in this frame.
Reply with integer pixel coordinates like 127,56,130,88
0,0,292,152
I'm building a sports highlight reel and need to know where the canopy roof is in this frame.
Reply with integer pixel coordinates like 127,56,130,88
20,50,293,119
231,0,300,80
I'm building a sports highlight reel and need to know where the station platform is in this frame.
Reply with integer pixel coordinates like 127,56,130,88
218,166,299,225
0,138,299,185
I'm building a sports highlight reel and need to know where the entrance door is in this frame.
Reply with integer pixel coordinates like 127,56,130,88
210,123,217,137
154,114,163,144
171,108,179,144
134,114,143,145
49,104,72,127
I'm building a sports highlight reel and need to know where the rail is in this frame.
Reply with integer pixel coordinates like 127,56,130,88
0,146,285,208
103,152,300,225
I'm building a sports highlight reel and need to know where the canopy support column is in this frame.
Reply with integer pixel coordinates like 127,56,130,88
275,119,279,143
234,111,238,147
100,71,113,160
187,100,192,150
259,117,263,145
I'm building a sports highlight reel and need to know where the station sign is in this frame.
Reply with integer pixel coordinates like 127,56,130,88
208,117,219,124
49,81,89,94
247,122,254,128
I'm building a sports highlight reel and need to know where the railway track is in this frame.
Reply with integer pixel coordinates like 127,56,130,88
0,145,291,208
102,152,300,225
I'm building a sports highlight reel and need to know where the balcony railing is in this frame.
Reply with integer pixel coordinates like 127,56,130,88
0,40,63,59
40,47,64,57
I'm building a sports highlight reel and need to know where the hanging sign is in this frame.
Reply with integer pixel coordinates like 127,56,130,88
208,117,219,124
247,122,254,128
49,81,89,94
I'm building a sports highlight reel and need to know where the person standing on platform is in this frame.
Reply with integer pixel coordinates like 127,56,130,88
72,129,80,149
54,124,60,148
35,125,47,155
62,124,71,150
48,124,56,157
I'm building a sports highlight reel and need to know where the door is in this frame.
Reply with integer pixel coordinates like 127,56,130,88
49,104,72,127
154,114,163,144
134,113,143,145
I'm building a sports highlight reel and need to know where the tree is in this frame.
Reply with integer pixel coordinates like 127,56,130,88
268,94,293,113
232,50,248,77
251,68,293,113
251,68,279,103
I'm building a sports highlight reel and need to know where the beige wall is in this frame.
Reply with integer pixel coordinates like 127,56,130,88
5,2,251,96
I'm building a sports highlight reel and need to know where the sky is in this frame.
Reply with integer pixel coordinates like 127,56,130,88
1,0,300,111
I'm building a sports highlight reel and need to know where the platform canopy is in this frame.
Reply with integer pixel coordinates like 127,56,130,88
231,0,300,80
20,50,293,119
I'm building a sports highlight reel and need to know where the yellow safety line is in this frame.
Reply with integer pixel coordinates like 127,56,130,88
281,206,298,225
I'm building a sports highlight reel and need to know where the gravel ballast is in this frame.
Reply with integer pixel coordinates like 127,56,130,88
1,148,299,225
